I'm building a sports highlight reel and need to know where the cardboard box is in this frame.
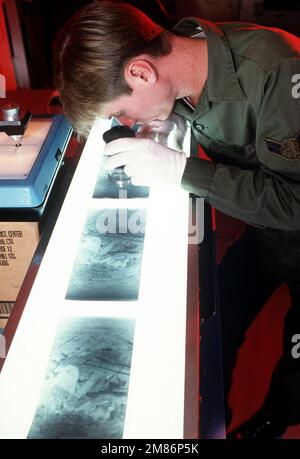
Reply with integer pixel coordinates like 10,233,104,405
0,222,39,326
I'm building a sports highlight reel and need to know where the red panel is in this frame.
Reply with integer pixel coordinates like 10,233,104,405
227,285,290,433
0,0,17,91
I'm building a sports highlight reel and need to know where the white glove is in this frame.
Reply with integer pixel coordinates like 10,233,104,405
103,137,187,187
136,113,187,150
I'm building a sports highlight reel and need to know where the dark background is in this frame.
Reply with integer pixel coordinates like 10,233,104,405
3,0,300,88
13,0,176,88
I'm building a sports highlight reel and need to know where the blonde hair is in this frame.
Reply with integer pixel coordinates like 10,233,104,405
53,1,173,138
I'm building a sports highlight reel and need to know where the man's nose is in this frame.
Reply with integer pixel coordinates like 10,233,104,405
117,116,136,128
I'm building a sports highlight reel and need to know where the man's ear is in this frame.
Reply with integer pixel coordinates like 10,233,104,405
124,60,157,88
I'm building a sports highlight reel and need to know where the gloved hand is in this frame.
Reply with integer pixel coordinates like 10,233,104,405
136,113,187,150
103,137,187,187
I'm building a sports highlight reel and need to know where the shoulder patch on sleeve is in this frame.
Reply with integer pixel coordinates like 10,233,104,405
265,132,300,160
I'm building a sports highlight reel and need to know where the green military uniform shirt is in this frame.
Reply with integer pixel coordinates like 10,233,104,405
173,18,300,230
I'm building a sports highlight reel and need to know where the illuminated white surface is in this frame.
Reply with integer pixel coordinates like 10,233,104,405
0,117,193,439
0,120,53,178
123,187,189,439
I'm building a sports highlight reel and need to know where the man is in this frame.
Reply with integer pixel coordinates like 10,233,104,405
53,1,300,438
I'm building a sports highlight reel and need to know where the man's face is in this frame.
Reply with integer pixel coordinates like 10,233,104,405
104,79,176,127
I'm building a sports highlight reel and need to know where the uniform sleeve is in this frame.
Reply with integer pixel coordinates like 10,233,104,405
181,58,300,230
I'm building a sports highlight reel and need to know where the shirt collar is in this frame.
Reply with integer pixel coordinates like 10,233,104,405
173,17,246,102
